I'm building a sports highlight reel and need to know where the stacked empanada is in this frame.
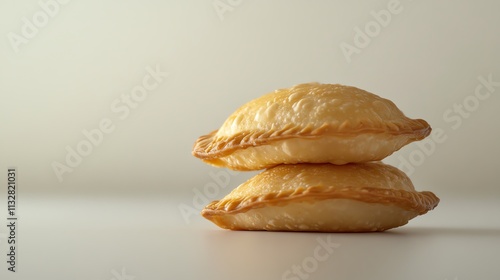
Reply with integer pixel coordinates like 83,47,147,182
193,83,439,232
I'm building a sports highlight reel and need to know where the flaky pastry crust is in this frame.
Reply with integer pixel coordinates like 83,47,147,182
193,83,431,170
201,163,439,232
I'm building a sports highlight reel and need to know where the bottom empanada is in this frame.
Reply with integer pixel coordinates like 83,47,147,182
201,162,439,232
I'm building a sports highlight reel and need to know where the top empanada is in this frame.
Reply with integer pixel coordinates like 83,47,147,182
193,83,431,170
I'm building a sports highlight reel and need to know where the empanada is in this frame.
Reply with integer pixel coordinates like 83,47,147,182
202,162,439,232
193,83,431,170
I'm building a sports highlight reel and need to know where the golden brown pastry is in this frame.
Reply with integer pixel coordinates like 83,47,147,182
193,83,431,170
202,162,439,232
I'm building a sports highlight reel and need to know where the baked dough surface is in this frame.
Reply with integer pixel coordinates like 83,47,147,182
193,83,431,170
202,162,439,232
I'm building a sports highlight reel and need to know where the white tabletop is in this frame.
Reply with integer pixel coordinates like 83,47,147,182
2,193,499,280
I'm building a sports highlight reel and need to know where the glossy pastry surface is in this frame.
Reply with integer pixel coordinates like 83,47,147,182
202,162,439,232
193,83,431,170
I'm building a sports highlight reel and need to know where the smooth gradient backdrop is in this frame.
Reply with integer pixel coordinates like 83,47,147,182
1,1,500,279
2,0,499,198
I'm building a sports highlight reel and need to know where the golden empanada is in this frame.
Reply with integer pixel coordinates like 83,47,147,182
202,162,439,232
193,83,431,170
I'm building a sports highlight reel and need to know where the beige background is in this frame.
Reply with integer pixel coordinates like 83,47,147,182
1,1,499,203
1,1,500,280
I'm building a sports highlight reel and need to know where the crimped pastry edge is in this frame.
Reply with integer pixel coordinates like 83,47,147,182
201,185,439,218
193,119,431,160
